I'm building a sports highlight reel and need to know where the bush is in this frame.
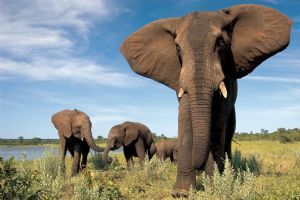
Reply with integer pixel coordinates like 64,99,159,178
33,150,64,199
89,152,122,171
73,169,124,200
232,149,261,175
0,156,39,199
89,152,109,170
189,157,257,200
279,135,293,143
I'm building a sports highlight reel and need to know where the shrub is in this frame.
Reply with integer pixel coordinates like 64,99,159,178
73,174,101,200
0,156,39,199
73,169,124,200
279,135,293,143
89,152,122,171
232,149,261,175
189,157,257,200
33,150,64,199
89,152,109,170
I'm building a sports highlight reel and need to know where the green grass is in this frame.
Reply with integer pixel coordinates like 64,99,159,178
1,141,300,199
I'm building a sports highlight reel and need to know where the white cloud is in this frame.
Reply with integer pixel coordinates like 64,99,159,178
245,76,300,83
0,0,117,56
265,52,300,69
0,0,135,87
0,57,141,87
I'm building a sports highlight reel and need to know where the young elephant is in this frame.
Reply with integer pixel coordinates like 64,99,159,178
51,109,104,175
155,140,178,163
103,121,156,168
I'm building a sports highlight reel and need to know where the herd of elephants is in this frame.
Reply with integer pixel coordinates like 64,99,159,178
51,4,292,197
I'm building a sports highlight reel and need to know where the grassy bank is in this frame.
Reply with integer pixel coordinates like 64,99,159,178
1,141,299,199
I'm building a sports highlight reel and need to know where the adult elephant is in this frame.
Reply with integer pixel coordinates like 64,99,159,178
103,122,156,168
120,4,292,195
155,140,178,163
51,109,104,176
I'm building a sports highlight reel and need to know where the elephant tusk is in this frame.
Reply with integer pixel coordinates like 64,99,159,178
219,81,227,99
178,88,185,98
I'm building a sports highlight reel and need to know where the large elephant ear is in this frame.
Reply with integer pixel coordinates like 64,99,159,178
51,111,72,138
224,4,292,78
124,126,139,146
120,18,181,91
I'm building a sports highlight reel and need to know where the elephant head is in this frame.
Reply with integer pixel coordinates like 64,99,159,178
52,109,103,152
120,5,292,169
103,123,140,162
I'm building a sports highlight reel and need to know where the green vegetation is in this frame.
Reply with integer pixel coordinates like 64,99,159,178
1,140,300,199
234,128,300,142
189,158,257,200
0,138,59,146
0,132,175,146
0,137,107,147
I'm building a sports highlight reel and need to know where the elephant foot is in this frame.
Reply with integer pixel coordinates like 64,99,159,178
172,189,189,198
172,174,196,198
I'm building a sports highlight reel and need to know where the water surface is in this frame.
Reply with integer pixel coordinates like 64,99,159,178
0,145,123,160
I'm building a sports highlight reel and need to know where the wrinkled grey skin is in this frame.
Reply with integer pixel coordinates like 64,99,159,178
51,109,104,176
120,4,292,195
155,140,178,163
103,122,156,168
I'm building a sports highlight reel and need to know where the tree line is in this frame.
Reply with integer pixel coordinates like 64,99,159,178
1,128,299,146
234,128,300,143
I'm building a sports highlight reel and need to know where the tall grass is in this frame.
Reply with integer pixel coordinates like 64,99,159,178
119,158,177,199
1,141,300,199
232,149,261,175
189,157,257,200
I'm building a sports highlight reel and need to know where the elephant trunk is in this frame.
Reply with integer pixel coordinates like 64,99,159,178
103,145,110,162
189,81,213,170
184,41,216,170
82,122,104,152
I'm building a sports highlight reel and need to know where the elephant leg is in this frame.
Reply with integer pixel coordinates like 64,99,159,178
67,144,74,157
80,142,90,170
162,153,166,161
173,94,195,196
225,108,236,160
124,147,133,169
173,150,178,163
170,154,174,163
135,138,145,166
71,144,81,176
207,95,227,175
156,150,163,161
148,143,156,160
204,151,215,176
59,137,67,173
80,152,88,171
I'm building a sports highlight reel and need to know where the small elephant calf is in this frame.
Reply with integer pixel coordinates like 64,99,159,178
103,121,156,168
155,140,178,163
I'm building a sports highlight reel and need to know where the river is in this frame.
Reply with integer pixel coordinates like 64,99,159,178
0,145,123,160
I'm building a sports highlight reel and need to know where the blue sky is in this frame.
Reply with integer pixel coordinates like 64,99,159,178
0,0,299,139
